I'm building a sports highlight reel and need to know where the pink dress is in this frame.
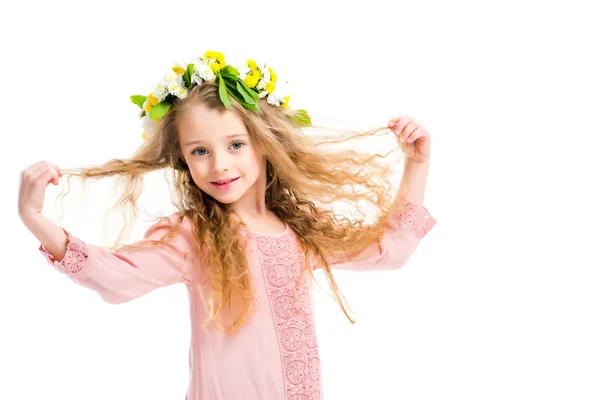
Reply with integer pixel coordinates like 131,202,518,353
38,197,436,400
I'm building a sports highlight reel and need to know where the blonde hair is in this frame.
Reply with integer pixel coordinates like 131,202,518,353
57,81,404,335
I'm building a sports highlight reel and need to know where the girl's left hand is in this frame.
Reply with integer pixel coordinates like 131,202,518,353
388,115,431,163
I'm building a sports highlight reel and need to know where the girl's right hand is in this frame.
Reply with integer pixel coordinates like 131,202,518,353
18,161,63,222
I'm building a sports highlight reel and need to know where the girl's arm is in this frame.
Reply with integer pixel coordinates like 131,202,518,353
28,213,193,304
315,159,436,271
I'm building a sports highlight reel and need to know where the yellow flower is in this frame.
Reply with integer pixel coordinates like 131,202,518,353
148,93,159,106
172,66,185,75
268,67,277,83
204,50,225,71
282,95,290,108
247,59,257,70
244,70,261,88
266,82,276,94
144,101,153,113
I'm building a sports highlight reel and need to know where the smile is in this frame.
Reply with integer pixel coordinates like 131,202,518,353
211,177,239,184
210,177,240,190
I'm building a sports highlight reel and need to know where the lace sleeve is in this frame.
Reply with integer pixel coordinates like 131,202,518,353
314,197,436,271
38,214,194,304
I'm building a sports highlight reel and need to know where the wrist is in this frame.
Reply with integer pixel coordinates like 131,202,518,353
20,210,45,227
404,157,430,166
398,158,430,205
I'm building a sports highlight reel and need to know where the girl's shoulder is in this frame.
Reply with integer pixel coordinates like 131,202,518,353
148,211,195,243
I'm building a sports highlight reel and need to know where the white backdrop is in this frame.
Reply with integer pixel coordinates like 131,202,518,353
2,0,599,399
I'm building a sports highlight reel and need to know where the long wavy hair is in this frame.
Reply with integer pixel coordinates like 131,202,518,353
55,81,405,335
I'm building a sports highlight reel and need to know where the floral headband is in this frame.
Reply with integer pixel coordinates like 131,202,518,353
130,50,311,143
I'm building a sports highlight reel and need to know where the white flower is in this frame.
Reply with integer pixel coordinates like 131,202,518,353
194,61,215,82
168,80,183,95
192,75,204,85
165,71,178,82
153,91,167,102
256,63,271,90
259,90,269,99
154,81,168,101
267,81,289,106
266,93,280,106
256,78,268,90
155,80,168,93
142,116,157,140
176,87,188,99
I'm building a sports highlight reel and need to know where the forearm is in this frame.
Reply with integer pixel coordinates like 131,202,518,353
22,213,68,261
397,159,429,205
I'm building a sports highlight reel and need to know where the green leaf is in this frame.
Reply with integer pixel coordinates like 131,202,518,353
130,95,147,109
183,63,194,89
226,87,260,112
236,79,259,102
149,101,172,120
248,87,260,100
222,74,237,86
293,109,312,126
223,78,238,94
221,76,260,111
182,73,189,88
221,65,239,78
218,75,231,108
235,81,256,104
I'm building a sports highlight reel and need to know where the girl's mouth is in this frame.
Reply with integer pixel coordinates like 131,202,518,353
210,177,239,190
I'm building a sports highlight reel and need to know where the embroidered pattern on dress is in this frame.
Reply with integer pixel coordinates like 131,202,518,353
39,231,90,275
392,197,437,239
251,230,321,400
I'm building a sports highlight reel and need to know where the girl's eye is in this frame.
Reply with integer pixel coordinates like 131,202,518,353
191,141,245,156
230,141,244,150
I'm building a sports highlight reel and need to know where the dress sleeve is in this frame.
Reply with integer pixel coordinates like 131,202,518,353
38,214,193,304
316,197,437,271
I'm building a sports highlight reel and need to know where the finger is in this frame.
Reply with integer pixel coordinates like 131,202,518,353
401,121,419,141
39,169,59,187
25,161,50,178
30,161,59,177
388,114,402,124
391,116,410,135
52,163,63,177
33,164,59,185
405,126,422,143
388,115,406,128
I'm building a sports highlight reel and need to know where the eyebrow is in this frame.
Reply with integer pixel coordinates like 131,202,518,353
185,133,248,147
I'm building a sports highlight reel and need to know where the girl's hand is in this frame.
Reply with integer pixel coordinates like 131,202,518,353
388,115,431,163
18,161,63,222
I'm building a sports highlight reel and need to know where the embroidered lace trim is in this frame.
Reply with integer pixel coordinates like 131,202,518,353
39,230,89,275
391,197,437,239
251,230,321,400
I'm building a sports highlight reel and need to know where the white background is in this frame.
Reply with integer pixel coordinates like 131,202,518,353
2,0,599,399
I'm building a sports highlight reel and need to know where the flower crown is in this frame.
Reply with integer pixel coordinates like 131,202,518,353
130,50,311,142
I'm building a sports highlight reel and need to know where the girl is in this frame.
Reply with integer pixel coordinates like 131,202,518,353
18,51,436,400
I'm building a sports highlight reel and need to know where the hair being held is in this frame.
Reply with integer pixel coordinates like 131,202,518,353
55,82,405,335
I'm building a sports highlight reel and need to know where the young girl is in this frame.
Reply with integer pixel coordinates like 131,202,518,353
18,51,436,400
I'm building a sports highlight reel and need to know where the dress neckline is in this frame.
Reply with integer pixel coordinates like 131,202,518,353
247,223,290,237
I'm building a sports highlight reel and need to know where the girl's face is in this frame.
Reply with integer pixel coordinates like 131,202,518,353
178,103,265,205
